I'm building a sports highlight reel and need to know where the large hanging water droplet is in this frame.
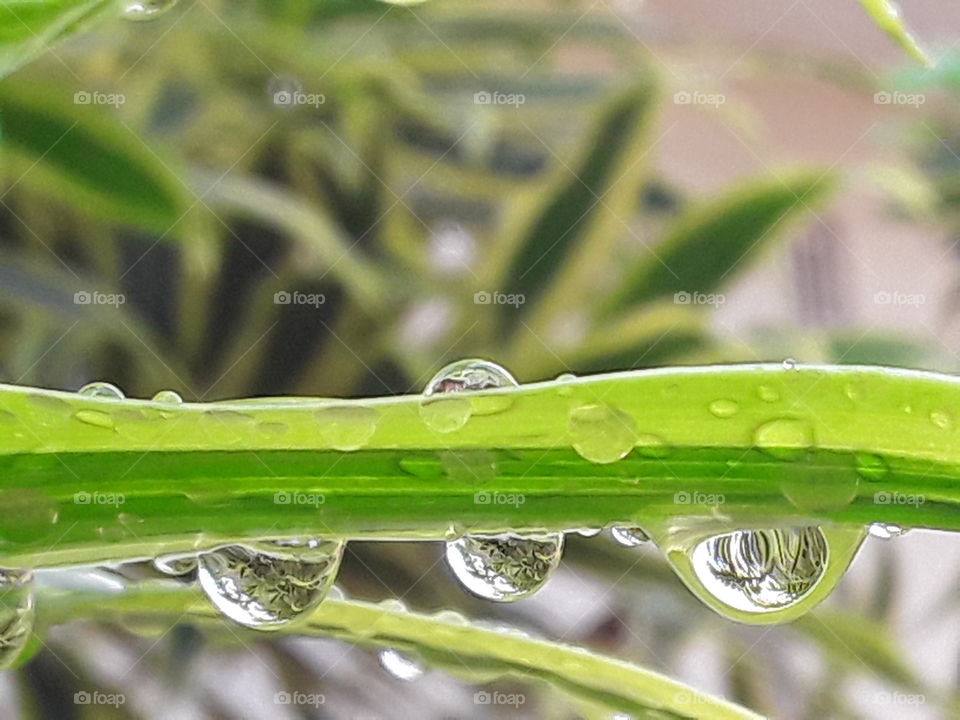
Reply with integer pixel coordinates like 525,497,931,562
610,526,650,547
0,569,34,669
378,648,424,681
445,533,563,601
197,539,344,629
121,0,178,21
568,403,637,464
690,527,828,613
78,382,125,400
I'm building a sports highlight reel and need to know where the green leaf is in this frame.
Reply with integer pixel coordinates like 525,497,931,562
489,78,659,308
0,0,113,78
38,585,766,720
599,171,835,316
858,0,931,67
0,79,190,233
0,363,959,568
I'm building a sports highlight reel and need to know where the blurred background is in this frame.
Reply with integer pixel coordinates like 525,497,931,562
0,0,959,717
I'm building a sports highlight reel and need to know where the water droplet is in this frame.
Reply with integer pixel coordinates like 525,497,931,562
855,452,889,481
151,390,183,406
0,569,34,669
690,527,827,612
708,399,739,418
635,433,669,458
257,421,288,436
154,553,198,576
753,417,814,460
930,409,952,430
314,406,379,450
780,457,859,513
197,539,344,629
420,359,517,432
121,0,178,21
575,528,602,538
74,410,115,430
758,385,780,403
555,372,577,397
781,358,797,370
78,382,125,400
868,523,906,540
611,526,650,547
378,648,424,681
445,533,563,601
568,403,637,464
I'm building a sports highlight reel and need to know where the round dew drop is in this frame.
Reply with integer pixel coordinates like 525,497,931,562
868,523,906,540
79,382,125,400
379,648,424,681
708,399,739,418
197,539,344,629
690,527,828,613
151,390,183,406
568,403,637,464
121,0,178,21
445,533,564,601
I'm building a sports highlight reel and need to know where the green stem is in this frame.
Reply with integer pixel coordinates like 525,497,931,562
35,583,765,720
0,363,957,568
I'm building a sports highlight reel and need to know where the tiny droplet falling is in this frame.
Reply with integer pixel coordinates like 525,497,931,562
197,539,344,629
121,0,178,21
378,648,424,681
690,527,828,613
